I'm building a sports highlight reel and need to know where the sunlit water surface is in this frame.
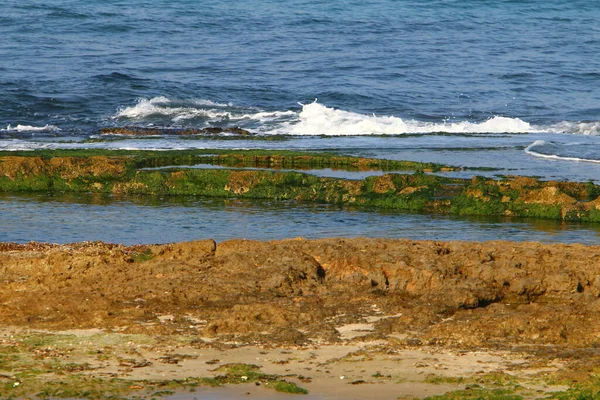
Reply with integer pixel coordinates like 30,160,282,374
2,193,599,245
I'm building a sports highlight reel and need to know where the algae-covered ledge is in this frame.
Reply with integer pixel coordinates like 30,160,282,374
1,149,600,222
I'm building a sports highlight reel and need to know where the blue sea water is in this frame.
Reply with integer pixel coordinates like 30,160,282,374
3,192,600,245
2,1,599,136
2,0,600,243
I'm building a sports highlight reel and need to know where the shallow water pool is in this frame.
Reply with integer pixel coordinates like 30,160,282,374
2,193,599,245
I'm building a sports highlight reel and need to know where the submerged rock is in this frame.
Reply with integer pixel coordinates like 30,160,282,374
99,126,253,135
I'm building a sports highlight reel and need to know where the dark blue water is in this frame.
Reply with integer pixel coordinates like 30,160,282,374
2,0,599,131
2,0,600,177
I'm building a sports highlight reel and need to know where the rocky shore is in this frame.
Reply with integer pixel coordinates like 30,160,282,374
1,150,600,223
2,150,600,398
2,238,600,399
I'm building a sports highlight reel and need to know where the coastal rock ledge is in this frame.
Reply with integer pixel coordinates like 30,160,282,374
4,237,600,399
2,237,599,348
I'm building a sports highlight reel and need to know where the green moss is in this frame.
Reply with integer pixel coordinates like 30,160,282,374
130,249,155,263
509,202,562,220
271,380,309,394
547,387,598,400
544,374,600,400
42,361,94,374
216,363,263,377
586,180,600,200
0,148,455,172
2,150,600,223
5,375,139,400
151,391,175,397
450,194,507,216
212,364,308,394
0,361,309,399
423,386,522,400
424,375,466,385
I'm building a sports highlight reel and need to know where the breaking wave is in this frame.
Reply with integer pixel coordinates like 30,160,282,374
525,140,600,163
544,121,600,135
114,97,229,120
112,97,600,136
1,124,61,132
280,102,534,135
113,97,294,126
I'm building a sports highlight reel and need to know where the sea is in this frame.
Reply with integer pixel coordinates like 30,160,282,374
2,0,600,244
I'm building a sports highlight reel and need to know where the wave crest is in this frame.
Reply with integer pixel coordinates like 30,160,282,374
546,121,600,135
525,140,600,163
113,97,294,128
112,98,600,136
283,102,533,135
1,124,61,132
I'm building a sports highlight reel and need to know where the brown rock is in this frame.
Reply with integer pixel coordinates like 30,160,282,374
2,238,600,349
520,186,577,206
372,174,396,193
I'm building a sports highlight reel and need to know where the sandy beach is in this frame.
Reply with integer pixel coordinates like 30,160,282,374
1,237,599,398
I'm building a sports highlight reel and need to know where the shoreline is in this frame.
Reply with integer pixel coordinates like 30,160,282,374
1,237,600,398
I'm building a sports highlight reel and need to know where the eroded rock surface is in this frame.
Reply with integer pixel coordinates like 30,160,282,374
2,238,600,350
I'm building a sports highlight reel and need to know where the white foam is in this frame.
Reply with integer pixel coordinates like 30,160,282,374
113,98,600,136
275,102,600,136
114,97,238,120
115,97,174,119
192,99,232,107
276,102,534,135
238,110,296,122
171,110,230,122
114,97,295,128
545,121,600,135
524,140,600,164
2,124,61,132
0,139,53,150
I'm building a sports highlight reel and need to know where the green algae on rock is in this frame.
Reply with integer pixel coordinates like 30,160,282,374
1,150,600,223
